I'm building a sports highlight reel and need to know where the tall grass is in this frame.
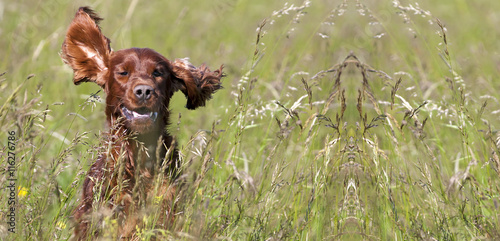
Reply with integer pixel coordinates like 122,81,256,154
1,0,500,240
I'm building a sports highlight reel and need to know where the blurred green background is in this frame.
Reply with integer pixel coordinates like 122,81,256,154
1,0,500,240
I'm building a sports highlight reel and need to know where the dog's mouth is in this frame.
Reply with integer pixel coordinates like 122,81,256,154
121,106,158,122
119,105,160,133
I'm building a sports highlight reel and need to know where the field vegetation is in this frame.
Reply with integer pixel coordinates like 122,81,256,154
1,0,500,240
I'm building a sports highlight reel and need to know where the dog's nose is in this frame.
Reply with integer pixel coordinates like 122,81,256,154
134,85,154,101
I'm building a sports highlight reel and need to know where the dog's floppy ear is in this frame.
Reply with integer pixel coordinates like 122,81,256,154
61,7,112,88
171,58,223,110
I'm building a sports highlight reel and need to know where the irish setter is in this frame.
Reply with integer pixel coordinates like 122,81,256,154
61,7,223,240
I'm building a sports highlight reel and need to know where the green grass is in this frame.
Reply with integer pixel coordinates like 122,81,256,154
2,0,500,240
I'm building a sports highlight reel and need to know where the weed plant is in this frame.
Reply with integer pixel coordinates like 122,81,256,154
1,0,500,240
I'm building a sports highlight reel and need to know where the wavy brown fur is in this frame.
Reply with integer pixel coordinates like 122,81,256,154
61,7,223,240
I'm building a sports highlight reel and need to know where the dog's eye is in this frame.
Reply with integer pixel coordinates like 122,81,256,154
118,71,128,76
152,70,162,77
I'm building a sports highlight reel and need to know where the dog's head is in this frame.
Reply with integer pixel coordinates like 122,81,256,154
61,7,223,133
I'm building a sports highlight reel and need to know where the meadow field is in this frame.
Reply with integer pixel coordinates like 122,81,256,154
1,0,500,240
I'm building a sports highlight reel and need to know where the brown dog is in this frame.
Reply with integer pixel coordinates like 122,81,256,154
61,7,222,240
